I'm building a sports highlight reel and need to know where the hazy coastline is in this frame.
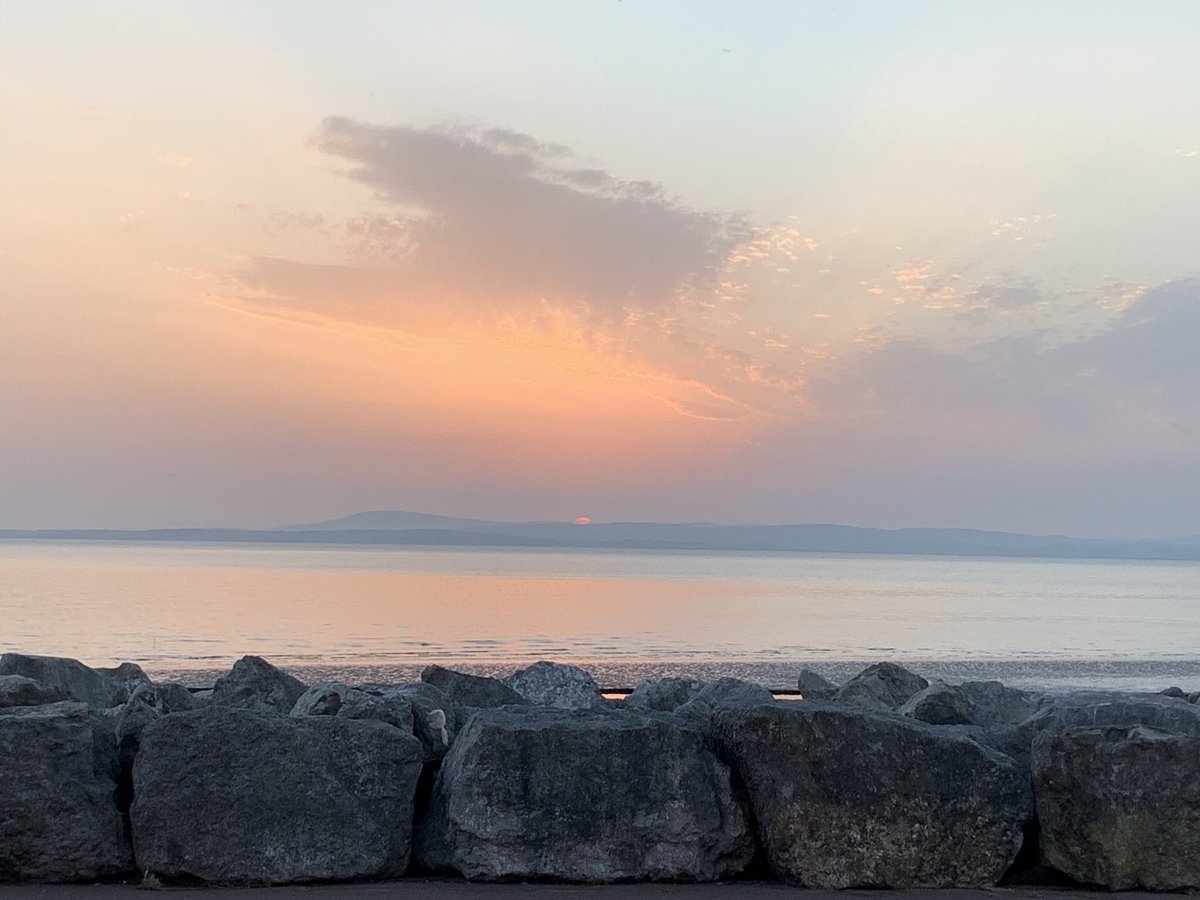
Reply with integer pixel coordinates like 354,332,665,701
5,508,1200,561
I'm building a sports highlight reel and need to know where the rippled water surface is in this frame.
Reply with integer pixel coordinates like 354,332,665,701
3,540,1199,690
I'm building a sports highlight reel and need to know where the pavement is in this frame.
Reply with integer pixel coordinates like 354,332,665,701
0,882,1167,899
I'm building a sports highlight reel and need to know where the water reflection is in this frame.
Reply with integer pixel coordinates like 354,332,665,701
1,541,1199,691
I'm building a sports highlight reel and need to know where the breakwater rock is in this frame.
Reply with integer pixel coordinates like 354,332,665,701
1034,725,1200,890
415,706,754,880
0,701,131,881
1,651,1199,890
132,707,423,882
715,701,1030,887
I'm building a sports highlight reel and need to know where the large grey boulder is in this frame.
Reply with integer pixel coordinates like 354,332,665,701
941,688,1200,769
796,668,838,700
0,673,68,708
115,681,196,743
421,664,526,709
957,680,1042,725
357,682,459,760
623,676,703,711
978,689,1200,767
505,661,606,709
674,677,775,726
291,682,348,716
899,681,976,725
291,682,415,733
415,707,754,881
131,706,423,884
111,681,198,809
714,701,1031,888
1034,725,1200,890
834,661,928,710
0,702,133,881
1030,690,1200,737
378,682,457,759
211,655,306,714
0,653,146,708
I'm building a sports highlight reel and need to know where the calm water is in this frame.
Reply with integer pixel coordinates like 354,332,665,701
3,540,1200,691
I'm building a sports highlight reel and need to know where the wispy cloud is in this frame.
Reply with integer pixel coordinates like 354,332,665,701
225,118,1200,445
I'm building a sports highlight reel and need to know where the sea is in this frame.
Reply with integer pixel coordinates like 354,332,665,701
3,540,1199,693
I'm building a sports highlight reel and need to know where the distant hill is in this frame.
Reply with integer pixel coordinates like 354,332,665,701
4,510,1200,561
278,509,488,531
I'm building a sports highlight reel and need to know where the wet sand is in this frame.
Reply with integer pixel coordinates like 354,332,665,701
0,882,1162,899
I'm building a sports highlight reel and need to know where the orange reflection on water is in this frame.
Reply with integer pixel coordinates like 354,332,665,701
7,542,1200,679
1,544,760,671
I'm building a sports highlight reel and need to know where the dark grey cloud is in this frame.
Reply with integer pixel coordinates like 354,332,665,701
970,278,1043,310
759,279,1200,537
810,278,1200,442
1076,279,1200,395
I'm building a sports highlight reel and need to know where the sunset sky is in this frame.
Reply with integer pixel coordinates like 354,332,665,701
3,2,1199,537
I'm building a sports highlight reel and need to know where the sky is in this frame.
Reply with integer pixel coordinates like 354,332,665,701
2,2,1199,537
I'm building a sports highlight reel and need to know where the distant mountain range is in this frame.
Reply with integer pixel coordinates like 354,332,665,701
4,509,1200,561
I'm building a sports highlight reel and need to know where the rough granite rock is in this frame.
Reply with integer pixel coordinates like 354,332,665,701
0,673,68,708
1158,686,1187,699
1028,691,1200,739
421,664,527,709
834,661,928,710
796,668,838,700
934,688,1200,771
957,680,1042,725
190,687,214,706
291,682,415,733
0,701,133,882
116,681,195,741
291,682,346,716
1034,725,1200,890
714,701,1031,888
623,676,704,711
131,706,423,884
673,677,774,725
359,682,459,760
899,681,976,725
112,682,197,795
504,661,606,709
210,655,306,714
415,707,754,882
0,653,147,708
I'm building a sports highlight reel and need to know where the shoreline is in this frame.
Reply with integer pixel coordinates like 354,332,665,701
146,656,1200,693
